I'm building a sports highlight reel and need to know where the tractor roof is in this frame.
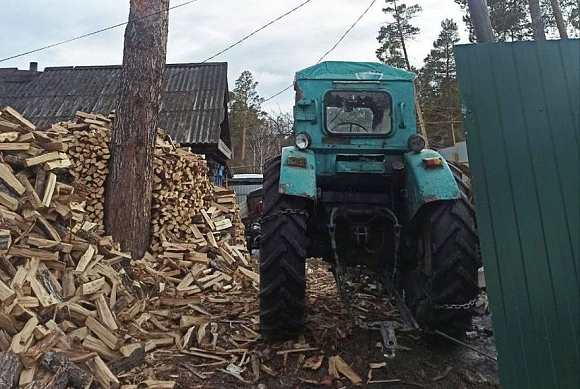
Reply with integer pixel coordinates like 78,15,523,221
296,61,415,82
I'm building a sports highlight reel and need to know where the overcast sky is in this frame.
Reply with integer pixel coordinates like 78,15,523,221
1,0,468,111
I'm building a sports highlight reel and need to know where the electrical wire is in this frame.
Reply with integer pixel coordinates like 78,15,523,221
163,0,314,82
263,0,378,103
0,0,200,64
201,0,313,63
314,0,377,64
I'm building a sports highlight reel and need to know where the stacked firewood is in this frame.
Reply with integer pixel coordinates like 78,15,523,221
150,132,213,250
214,186,246,245
63,112,112,235
58,112,245,250
0,106,137,387
0,107,255,388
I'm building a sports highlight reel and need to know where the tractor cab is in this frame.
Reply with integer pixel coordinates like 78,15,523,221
259,61,480,342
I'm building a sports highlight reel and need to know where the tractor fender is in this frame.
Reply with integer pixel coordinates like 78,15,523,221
403,149,460,220
278,146,317,200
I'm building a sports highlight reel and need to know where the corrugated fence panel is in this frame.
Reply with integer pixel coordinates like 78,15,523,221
439,141,469,163
455,40,579,389
229,184,263,205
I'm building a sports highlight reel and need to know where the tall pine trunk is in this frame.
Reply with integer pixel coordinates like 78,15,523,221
392,0,428,144
467,0,495,43
528,0,547,40
105,0,170,258
550,0,569,39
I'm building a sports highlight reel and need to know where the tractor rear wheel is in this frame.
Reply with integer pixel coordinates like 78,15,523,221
404,198,480,337
259,157,310,339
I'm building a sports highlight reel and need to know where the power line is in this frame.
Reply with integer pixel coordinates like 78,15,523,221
262,84,294,103
314,0,377,64
163,0,314,82
263,0,378,103
202,0,313,63
0,0,200,64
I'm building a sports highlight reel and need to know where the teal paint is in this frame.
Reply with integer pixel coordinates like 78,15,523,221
281,61,461,216
403,150,460,220
296,61,415,82
278,146,317,200
455,40,580,389
294,62,417,158
336,158,386,173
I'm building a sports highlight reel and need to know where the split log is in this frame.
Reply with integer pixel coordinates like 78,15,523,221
109,346,145,374
40,351,92,389
0,351,22,389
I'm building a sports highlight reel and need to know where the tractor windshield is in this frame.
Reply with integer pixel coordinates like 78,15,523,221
324,90,392,134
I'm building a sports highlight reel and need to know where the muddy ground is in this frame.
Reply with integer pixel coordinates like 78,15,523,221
131,259,499,388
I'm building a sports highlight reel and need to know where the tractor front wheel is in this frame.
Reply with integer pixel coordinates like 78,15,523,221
259,157,310,339
404,199,480,337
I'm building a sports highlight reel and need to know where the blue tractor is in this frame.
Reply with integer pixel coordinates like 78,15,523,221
260,62,480,339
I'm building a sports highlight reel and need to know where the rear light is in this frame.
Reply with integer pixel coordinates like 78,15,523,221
422,157,443,168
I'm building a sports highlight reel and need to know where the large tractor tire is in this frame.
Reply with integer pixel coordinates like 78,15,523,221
259,157,310,339
404,197,480,337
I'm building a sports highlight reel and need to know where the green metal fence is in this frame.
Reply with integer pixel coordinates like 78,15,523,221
455,40,579,388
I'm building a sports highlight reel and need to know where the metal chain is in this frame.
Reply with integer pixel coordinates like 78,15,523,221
432,296,479,310
390,223,402,285
259,209,309,224
426,278,478,310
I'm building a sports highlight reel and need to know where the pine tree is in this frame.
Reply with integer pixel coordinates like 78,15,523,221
105,0,169,258
541,0,579,37
529,0,547,39
455,0,531,41
376,0,422,70
229,71,265,171
490,0,532,41
455,0,579,40
419,19,463,149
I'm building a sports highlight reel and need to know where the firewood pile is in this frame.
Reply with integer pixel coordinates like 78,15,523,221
0,107,257,388
65,111,111,235
151,132,213,248
59,112,245,247
121,259,403,388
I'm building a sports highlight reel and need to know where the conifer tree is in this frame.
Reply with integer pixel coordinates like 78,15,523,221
419,19,463,149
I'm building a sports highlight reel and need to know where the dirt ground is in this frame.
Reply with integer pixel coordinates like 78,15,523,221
129,259,499,388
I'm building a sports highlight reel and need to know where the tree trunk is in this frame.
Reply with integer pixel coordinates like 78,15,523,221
392,0,429,144
414,91,429,146
467,0,495,43
550,0,569,39
528,0,547,40
241,126,246,162
105,0,170,258
392,0,411,71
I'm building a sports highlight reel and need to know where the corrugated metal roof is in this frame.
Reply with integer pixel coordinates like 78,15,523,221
0,62,229,146
455,39,579,389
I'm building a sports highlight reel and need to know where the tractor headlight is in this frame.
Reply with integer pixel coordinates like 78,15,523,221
408,134,426,153
295,132,311,150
